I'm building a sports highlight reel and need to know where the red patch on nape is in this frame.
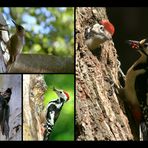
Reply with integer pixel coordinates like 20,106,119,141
64,91,70,101
132,108,142,123
99,20,115,36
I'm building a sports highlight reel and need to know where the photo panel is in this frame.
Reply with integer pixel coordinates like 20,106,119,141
76,7,148,141
0,7,74,73
23,74,74,141
0,74,22,141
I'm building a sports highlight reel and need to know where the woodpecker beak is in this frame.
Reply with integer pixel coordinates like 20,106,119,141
139,39,147,45
127,39,148,57
53,87,58,92
126,39,148,49
11,19,18,26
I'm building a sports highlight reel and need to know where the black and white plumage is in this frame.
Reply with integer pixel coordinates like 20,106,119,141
84,20,115,50
0,88,12,139
84,23,111,50
1,88,12,104
125,39,148,140
42,87,69,141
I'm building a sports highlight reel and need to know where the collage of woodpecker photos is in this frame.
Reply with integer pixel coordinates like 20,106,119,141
0,7,148,142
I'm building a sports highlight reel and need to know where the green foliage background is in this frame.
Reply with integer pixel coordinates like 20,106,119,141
1,7,74,57
44,74,74,141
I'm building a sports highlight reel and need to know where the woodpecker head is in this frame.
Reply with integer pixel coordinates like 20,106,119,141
85,19,115,50
11,19,25,36
53,87,70,102
99,20,115,36
127,39,148,57
5,88,12,94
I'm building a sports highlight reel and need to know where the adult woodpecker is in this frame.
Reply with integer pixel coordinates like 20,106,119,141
124,38,148,140
0,88,12,139
1,88,12,104
40,87,70,141
84,19,115,50
7,19,25,67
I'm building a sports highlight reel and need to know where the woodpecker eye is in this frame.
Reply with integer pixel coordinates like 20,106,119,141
59,91,62,94
143,43,148,48
17,25,24,31
100,25,104,32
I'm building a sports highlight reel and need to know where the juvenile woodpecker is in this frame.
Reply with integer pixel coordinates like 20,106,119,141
41,87,70,141
84,19,115,50
7,19,25,66
124,39,148,140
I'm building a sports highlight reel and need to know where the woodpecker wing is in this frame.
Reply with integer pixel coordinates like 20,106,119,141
43,98,65,140
134,61,148,138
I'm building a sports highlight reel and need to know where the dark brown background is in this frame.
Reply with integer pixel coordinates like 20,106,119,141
107,7,148,73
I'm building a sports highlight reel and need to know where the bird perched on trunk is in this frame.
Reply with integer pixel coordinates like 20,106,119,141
7,19,25,68
40,87,70,141
124,38,148,140
0,88,12,139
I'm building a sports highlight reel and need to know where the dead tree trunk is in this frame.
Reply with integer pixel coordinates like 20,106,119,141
76,7,133,141
23,74,47,140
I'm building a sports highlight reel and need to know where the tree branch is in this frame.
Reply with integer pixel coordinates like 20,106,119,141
9,54,74,73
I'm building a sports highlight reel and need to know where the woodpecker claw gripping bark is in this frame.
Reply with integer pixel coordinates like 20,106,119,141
124,39,148,140
42,87,70,141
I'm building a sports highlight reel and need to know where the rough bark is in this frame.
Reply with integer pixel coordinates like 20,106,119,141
0,45,6,73
23,74,47,140
0,74,22,141
8,54,74,73
76,7,133,141
0,13,9,73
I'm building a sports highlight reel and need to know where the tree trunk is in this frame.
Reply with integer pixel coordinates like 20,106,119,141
23,74,47,140
0,74,22,140
76,7,133,141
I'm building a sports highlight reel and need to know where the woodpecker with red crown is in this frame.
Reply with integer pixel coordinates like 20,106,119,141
41,87,70,141
84,19,115,50
124,38,148,140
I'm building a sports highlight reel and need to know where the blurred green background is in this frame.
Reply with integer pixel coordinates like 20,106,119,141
0,7,74,57
44,74,74,141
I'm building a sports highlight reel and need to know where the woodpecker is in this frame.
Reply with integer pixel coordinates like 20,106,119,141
41,87,70,141
124,38,148,140
7,19,25,67
0,88,12,139
1,88,12,104
84,19,115,50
